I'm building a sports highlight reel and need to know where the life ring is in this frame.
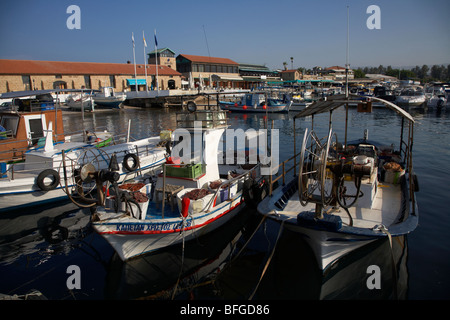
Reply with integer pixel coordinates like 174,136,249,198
36,169,60,191
123,153,139,172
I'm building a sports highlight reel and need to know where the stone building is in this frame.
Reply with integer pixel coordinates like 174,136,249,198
176,54,242,89
280,69,301,81
0,59,182,93
147,48,177,70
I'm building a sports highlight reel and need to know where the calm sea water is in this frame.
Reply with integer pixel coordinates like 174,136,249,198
0,104,449,301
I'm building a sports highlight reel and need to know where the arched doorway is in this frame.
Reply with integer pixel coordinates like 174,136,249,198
53,81,67,89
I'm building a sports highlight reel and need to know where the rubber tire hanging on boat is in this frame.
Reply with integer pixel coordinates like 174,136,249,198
36,169,60,191
123,153,139,172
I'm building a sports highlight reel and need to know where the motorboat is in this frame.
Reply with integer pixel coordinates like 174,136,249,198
219,93,291,113
396,87,426,107
425,84,447,108
257,94,419,272
68,110,267,261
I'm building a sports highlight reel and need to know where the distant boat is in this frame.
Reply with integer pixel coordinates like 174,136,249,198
66,91,95,111
288,94,313,112
396,87,426,107
425,84,447,108
219,93,291,113
92,87,126,109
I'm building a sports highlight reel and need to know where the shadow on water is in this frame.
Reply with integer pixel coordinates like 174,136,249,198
102,206,409,300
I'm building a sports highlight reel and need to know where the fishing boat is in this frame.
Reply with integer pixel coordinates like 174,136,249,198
288,94,313,112
92,87,126,109
0,89,112,163
0,121,168,212
68,110,266,261
219,93,291,113
257,94,419,272
66,91,95,111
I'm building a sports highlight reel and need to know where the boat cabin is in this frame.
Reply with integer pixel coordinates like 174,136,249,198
0,92,65,162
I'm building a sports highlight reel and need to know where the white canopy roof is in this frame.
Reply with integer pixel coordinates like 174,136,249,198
293,94,415,123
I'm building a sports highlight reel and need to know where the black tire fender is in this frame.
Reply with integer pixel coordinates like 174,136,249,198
123,153,139,172
36,169,60,191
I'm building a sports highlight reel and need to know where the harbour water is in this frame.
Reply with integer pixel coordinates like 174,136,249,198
0,105,449,301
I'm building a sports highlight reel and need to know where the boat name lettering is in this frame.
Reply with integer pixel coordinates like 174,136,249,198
115,221,191,232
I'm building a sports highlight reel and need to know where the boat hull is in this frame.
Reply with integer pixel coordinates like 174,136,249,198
93,97,125,109
93,196,245,260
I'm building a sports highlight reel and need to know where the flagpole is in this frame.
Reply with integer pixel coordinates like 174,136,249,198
143,30,148,92
132,32,137,92
154,29,159,95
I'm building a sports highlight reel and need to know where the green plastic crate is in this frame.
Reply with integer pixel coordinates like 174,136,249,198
165,163,206,179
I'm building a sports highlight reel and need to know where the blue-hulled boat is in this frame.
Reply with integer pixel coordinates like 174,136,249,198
219,93,291,113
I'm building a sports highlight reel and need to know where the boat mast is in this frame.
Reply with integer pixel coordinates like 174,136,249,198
344,5,350,149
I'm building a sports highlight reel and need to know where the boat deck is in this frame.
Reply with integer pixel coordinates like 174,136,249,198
268,181,402,229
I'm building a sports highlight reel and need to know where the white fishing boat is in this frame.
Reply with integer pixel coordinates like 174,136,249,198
257,94,419,272
69,110,266,261
66,91,95,111
0,124,167,213
288,95,313,112
92,87,126,109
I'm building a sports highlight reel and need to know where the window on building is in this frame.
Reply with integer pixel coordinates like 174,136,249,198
210,65,216,73
22,75,31,90
198,64,204,72
109,75,116,88
84,75,91,89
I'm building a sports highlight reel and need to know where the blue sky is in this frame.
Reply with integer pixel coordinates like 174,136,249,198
0,0,448,70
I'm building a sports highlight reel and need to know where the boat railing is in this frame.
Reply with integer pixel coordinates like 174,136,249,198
1,142,164,181
267,150,302,196
204,164,262,213
176,110,227,129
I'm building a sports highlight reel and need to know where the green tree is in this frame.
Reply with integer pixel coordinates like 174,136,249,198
354,68,366,78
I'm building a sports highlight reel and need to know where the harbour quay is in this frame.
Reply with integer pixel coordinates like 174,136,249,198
0,48,353,109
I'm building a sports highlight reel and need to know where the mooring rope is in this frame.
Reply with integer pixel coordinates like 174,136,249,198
171,217,187,300
374,224,398,299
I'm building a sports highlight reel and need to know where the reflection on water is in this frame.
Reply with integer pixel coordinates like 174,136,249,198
1,106,449,299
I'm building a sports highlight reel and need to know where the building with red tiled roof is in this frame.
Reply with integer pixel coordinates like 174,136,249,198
0,59,182,92
176,54,242,89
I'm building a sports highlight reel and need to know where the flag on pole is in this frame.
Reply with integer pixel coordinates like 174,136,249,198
143,31,147,48
132,32,135,48
154,29,158,48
